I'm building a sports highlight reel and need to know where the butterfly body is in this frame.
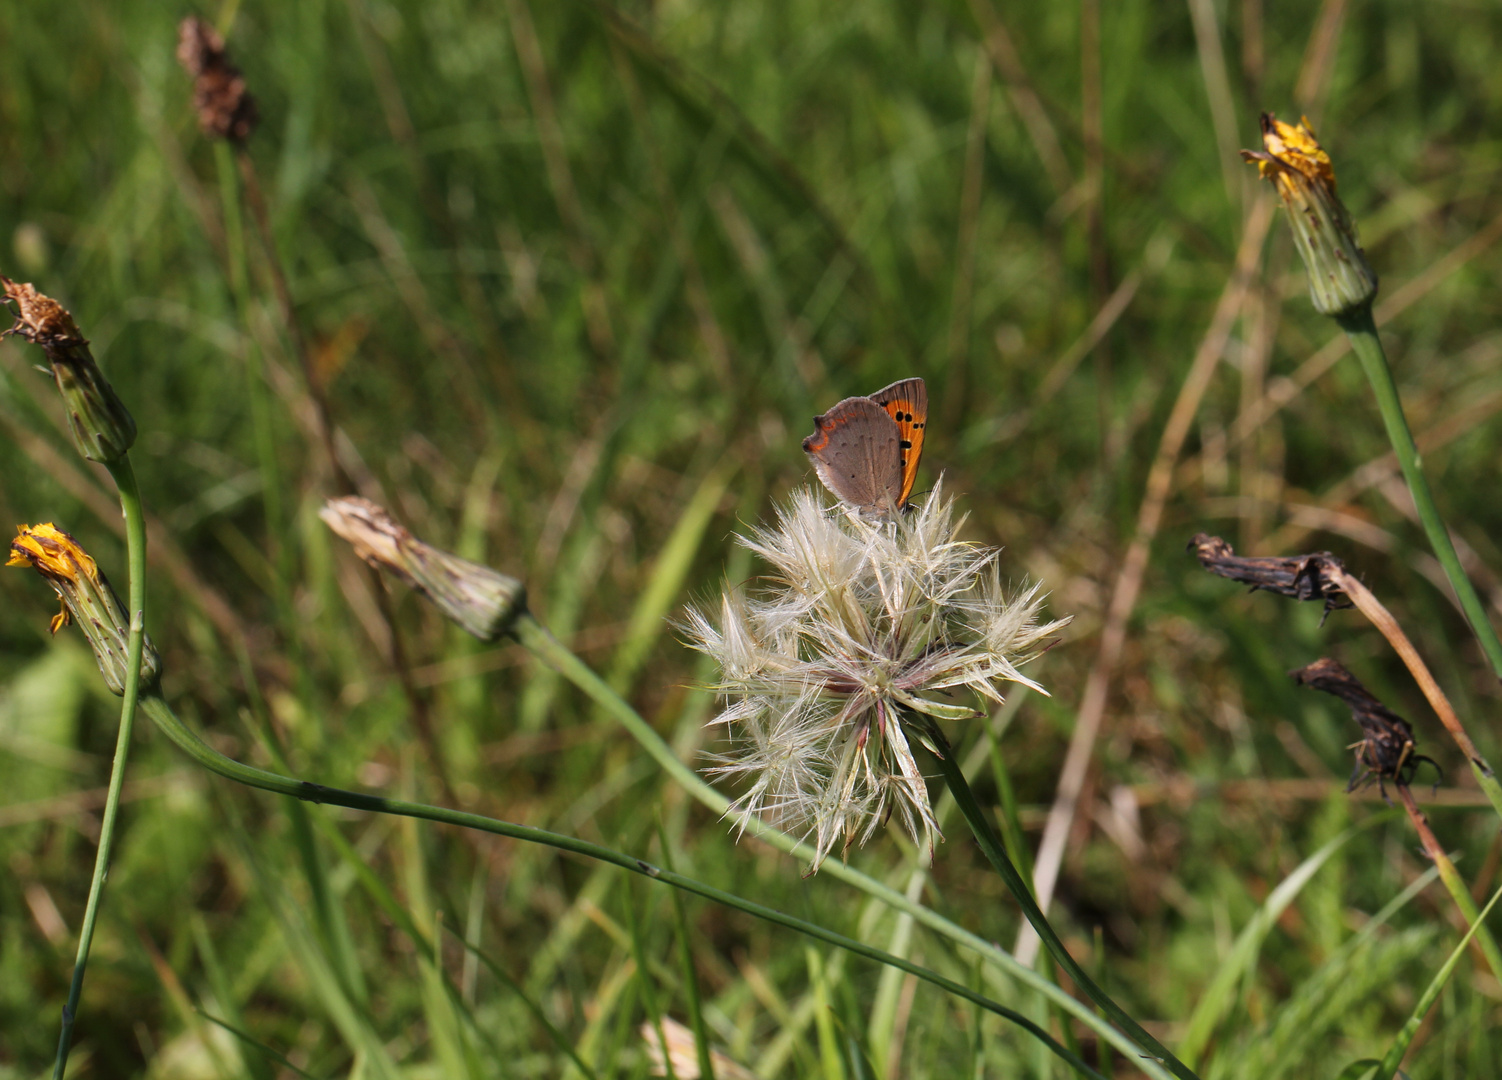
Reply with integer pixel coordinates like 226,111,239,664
802,378,927,519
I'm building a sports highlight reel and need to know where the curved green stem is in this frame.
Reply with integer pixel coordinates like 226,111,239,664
1337,304,1502,682
513,614,1175,1079
52,458,151,1079
929,743,1200,1080
135,693,1103,1080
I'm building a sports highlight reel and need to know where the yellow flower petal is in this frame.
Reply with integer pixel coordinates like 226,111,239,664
1258,115,1336,187
7,520,160,692
8,522,98,582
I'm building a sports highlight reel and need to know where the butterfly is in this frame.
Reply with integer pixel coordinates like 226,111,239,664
801,378,927,519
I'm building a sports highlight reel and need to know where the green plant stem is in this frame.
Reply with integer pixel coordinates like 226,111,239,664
52,458,151,1079
657,820,715,1080
1337,304,1502,682
928,741,1200,1080
214,142,296,662
512,614,1174,1080
133,693,1104,1080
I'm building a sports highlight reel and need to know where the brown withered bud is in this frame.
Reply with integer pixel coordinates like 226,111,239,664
320,497,527,642
2,278,137,464
1188,533,1353,624
176,16,259,143
1290,657,1440,800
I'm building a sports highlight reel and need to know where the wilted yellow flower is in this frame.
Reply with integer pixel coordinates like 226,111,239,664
8,523,96,634
2,278,138,464
8,523,161,694
1241,113,1378,317
1249,114,1336,189
320,497,527,642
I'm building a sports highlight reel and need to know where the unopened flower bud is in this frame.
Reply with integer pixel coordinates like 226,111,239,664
2,278,137,464
176,16,259,143
1241,113,1378,317
320,497,527,642
8,523,161,696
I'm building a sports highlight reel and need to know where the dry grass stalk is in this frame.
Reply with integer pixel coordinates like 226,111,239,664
1189,534,1494,782
1020,197,1275,964
1325,566,1489,773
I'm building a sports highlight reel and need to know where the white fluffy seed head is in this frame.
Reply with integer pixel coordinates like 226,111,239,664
686,481,1070,873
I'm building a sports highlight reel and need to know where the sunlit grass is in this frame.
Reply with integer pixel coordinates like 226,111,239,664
3,0,1502,1075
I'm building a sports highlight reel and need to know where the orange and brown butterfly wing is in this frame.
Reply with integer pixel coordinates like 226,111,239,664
867,378,927,507
803,396,904,517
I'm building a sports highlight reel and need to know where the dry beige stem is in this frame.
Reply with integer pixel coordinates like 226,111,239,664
1020,197,1276,965
1328,566,1489,773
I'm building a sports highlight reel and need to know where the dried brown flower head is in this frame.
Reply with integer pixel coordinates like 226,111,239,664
1188,533,1353,623
1290,657,1440,800
176,16,259,143
1,277,80,344
2,277,137,464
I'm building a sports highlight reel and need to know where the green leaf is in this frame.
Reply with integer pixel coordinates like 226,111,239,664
1178,821,1377,1068
1375,883,1502,1080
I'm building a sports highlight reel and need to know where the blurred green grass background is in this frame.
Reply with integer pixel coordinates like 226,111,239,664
4,0,1502,1075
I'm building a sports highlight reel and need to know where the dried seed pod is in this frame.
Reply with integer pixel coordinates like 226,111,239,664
1188,533,1353,623
320,497,526,642
176,16,259,143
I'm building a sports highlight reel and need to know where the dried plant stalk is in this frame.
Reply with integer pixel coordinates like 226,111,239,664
1189,534,1502,818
